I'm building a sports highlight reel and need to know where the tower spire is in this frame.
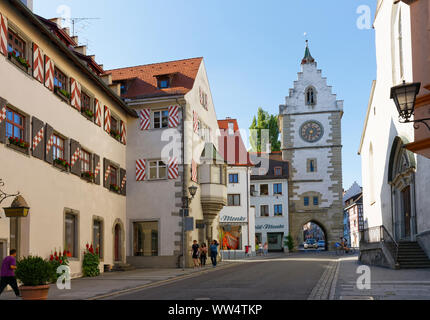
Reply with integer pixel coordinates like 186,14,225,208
301,40,315,65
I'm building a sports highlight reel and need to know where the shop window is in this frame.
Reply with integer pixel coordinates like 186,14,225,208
133,221,158,256
260,184,269,196
5,108,25,140
149,160,167,180
273,183,282,195
260,205,269,217
220,225,241,250
65,213,78,258
274,204,283,216
229,173,239,184
93,219,103,258
227,194,240,206
153,110,169,129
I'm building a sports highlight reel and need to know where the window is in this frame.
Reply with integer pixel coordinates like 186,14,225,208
227,194,240,206
80,149,91,173
9,217,19,258
81,92,91,112
229,174,239,184
5,108,25,140
120,82,127,95
65,213,77,258
310,160,315,172
7,30,26,59
313,197,319,206
260,205,269,217
153,110,169,129
149,160,167,180
250,185,256,195
260,184,269,196
111,116,118,132
54,67,68,91
133,221,158,256
274,204,283,216
93,220,103,258
110,166,118,186
306,87,316,105
228,122,234,135
307,159,317,173
157,76,170,89
273,183,282,195
52,135,65,160
274,167,282,176
304,197,310,206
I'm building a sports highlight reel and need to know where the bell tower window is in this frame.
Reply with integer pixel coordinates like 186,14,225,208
305,87,316,105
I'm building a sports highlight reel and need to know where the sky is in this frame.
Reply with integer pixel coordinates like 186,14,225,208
34,0,377,191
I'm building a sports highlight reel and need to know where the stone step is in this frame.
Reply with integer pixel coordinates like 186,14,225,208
112,263,136,272
398,257,430,262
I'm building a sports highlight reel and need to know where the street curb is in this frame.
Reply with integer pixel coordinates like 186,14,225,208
307,259,340,300
86,262,240,300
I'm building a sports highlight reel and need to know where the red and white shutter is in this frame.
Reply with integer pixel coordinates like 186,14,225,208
139,109,151,130
193,111,198,133
136,159,146,181
191,159,197,182
168,105,179,128
120,120,127,145
104,163,111,185
70,78,81,111
32,43,44,83
44,55,54,91
0,13,7,56
168,157,179,180
104,105,111,133
0,103,6,125
94,99,102,127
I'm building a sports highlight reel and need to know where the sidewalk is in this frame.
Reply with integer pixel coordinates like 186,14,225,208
334,255,430,300
0,260,237,300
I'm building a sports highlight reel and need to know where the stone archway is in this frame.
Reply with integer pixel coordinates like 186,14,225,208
112,218,125,263
302,220,327,251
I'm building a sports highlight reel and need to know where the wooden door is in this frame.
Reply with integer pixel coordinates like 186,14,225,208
114,225,120,261
402,186,411,238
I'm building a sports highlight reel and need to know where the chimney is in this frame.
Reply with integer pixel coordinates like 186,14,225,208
74,45,87,56
20,0,33,11
49,18,62,29
71,36,79,46
62,27,70,36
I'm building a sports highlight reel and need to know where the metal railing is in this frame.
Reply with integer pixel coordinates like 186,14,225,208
360,225,398,262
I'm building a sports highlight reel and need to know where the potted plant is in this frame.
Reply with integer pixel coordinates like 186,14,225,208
54,86,71,102
283,234,295,253
110,183,120,193
82,244,100,277
15,256,52,300
48,249,70,283
7,137,30,154
8,50,30,72
110,128,121,141
82,107,94,119
54,157,70,171
81,171,94,182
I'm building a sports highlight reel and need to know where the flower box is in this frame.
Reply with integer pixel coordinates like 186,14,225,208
81,171,94,183
82,108,94,120
54,86,71,103
7,137,30,155
8,51,30,73
53,158,70,171
110,184,120,193
110,129,121,141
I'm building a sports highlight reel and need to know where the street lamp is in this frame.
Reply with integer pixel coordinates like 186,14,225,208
390,81,430,131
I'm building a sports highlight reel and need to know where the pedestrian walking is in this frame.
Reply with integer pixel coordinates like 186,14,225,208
258,242,263,256
199,243,207,267
0,249,20,298
263,242,268,256
191,240,200,268
209,240,219,267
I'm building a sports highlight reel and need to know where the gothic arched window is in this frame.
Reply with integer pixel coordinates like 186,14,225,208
305,87,316,105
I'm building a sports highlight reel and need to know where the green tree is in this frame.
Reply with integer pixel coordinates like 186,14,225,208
249,107,281,152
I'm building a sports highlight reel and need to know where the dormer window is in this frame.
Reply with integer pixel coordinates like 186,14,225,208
157,76,170,89
306,87,316,105
274,167,282,176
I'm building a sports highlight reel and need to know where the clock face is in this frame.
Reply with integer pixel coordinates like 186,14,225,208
300,121,324,143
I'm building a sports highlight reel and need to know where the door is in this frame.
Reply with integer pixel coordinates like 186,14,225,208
401,186,411,239
0,240,6,262
114,224,121,261
267,233,284,252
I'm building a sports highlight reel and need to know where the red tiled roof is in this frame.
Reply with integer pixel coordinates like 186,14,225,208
106,57,203,99
218,119,254,167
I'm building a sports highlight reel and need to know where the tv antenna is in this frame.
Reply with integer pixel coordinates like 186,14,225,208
61,17,101,37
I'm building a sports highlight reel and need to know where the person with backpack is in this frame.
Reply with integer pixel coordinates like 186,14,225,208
209,240,219,267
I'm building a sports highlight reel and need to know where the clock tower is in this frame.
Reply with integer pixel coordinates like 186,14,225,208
279,42,344,251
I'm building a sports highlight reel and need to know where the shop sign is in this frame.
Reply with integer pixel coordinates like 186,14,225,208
220,215,247,223
255,224,285,230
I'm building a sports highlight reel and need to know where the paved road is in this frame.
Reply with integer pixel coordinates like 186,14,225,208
105,254,338,300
